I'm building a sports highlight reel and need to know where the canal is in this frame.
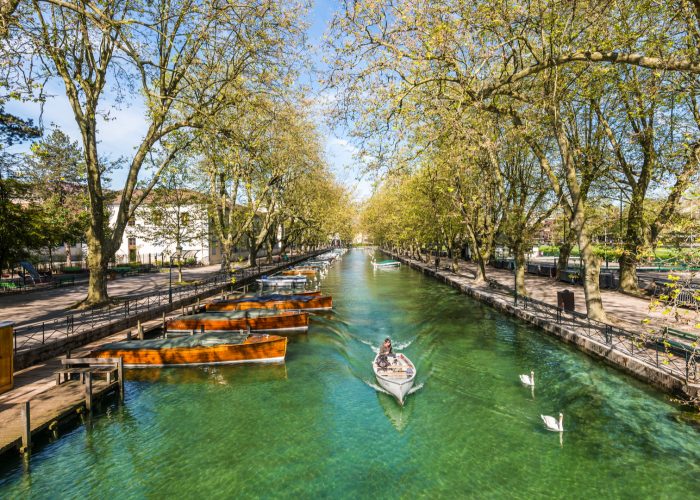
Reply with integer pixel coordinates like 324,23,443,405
1,249,698,497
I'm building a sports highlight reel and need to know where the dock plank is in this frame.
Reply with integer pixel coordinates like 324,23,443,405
0,379,117,456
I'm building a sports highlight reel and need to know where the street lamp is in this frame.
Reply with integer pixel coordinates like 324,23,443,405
169,245,183,304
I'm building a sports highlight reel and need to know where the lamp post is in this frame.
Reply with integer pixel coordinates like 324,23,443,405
168,245,183,304
168,254,174,304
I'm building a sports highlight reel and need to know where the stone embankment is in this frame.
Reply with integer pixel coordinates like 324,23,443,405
386,251,700,403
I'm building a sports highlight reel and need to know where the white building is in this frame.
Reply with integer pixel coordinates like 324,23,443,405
109,193,211,266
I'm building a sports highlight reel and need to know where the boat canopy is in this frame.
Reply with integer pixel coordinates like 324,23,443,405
220,294,319,304
100,332,250,350
176,310,297,320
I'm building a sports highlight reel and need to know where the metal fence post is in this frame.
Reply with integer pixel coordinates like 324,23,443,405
20,401,31,454
85,372,93,412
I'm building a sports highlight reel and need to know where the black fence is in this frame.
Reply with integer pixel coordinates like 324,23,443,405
517,293,698,383
12,251,325,355
396,250,699,384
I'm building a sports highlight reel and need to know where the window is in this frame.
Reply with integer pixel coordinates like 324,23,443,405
128,237,136,247
128,217,135,227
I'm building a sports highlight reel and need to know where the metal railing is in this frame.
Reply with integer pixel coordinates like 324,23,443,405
517,293,698,383
12,251,325,355
389,250,699,384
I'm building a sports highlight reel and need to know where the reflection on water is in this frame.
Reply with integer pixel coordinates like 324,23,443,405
126,363,288,385
1,250,700,498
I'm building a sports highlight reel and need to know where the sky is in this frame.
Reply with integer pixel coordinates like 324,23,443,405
5,1,374,201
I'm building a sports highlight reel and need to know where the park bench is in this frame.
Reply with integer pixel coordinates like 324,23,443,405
56,358,121,386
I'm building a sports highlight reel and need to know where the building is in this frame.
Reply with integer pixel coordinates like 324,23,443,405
111,191,211,265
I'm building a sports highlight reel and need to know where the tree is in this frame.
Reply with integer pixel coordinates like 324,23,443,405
0,162,44,271
23,129,88,267
7,0,307,305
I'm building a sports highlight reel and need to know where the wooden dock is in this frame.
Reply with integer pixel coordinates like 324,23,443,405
0,377,119,456
0,291,214,458
0,254,323,459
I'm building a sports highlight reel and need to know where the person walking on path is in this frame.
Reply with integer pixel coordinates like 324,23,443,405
435,256,440,271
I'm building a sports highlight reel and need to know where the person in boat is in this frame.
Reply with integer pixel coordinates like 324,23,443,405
379,338,393,355
377,338,393,369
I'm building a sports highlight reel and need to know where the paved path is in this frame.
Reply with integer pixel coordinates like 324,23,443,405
0,265,225,326
415,255,698,335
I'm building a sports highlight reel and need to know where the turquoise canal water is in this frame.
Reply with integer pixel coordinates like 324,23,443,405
1,250,699,498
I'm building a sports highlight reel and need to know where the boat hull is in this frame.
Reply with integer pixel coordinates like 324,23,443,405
206,296,333,311
94,335,287,368
280,269,318,278
166,311,309,333
373,353,416,406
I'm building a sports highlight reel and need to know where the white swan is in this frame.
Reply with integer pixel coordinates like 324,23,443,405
541,412,564,432
519,370,534,387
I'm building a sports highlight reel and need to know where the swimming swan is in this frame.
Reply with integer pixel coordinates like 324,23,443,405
541,413,564,432
519,370,534,387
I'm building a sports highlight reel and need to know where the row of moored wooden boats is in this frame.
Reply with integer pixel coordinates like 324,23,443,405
92,249,346,368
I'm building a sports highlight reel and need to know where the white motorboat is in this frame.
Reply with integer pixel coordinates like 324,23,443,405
372,259,401,269
373,352,416,405
257,276,307,288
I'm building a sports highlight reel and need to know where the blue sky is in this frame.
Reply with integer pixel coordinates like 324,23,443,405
5,1,372,200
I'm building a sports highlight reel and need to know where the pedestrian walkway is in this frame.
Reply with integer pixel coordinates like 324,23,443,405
416,254,698,336
0,265,224,326
389,251,699,402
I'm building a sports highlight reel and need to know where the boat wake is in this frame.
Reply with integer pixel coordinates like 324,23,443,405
362,379,392,396
356,337,415,353
407,382,424,395
392,339,415,350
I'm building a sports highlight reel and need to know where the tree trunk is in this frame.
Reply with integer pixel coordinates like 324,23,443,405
514,245,527,296
64,242,72,267
247,236,258,267
85,235,108,306
577,228,607,322
557,241,572,277
618,193,646,293
266,240,273,264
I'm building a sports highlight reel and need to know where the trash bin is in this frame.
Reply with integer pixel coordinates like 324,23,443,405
0,321,13,394
557,290,575,312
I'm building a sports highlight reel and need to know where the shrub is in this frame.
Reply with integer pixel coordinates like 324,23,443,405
538,245,560,256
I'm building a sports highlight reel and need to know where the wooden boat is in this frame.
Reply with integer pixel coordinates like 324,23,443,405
258,290,321,297
92,332,287,368
280,268,318,278
305,260,331,269
373,352,416,405
206,293,332,311
166,310,309,334
372,259,401,269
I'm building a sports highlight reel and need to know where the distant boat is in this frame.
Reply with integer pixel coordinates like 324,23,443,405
92,332,287,368
166,310,309,334
257,276,307,288
280,268,320,278
206,293,333,311
373,352,416,406
257,290,322,297
372,260,401,269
